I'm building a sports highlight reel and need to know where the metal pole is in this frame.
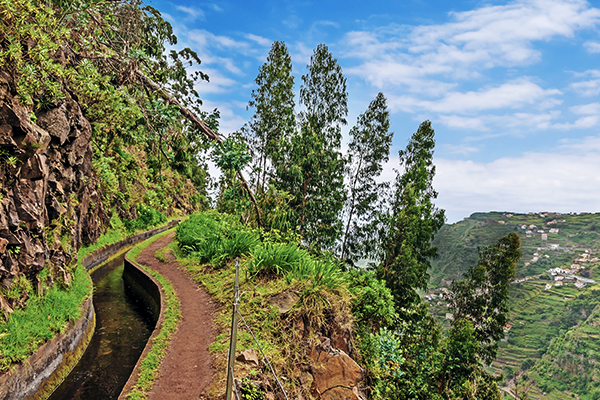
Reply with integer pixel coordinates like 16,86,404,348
225,258,240,400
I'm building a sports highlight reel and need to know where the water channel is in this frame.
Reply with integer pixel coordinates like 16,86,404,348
48,252,154,400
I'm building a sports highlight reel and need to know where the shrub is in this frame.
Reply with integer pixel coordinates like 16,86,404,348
176,213,223,254
176,212,258,266
348,270,397,333
124,205,167,232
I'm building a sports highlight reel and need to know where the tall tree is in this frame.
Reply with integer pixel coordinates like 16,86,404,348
435,233,521,399
341,92,393,263
379,120,445,308
278,44,348,250
450,232,521,364
247,41,295,194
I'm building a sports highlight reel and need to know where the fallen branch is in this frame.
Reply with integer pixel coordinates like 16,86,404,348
136,71,262,225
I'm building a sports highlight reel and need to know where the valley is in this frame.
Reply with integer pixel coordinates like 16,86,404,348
428,211,600,399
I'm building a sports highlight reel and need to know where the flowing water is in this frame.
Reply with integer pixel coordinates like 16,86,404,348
48,253,154,400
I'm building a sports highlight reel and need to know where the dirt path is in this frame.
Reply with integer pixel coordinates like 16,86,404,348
136,232,217,400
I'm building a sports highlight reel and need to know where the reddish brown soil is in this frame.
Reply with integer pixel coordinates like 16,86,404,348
136,232,217,400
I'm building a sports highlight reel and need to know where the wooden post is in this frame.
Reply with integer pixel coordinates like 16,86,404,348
225,258,240,400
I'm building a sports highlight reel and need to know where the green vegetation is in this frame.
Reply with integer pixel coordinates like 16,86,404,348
123,205,168,233
175,212,367,398
176,209,521,399
126,229,181,400
428,211,600,398
342,92,393,264
431,212,600,286
0,0,217,374
0,214,175,373
7,0,594,397
0,265,91,371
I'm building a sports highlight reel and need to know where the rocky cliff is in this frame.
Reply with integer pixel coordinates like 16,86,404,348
0,71,107,314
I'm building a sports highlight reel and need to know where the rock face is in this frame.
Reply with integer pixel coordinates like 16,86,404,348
0,71,107,313
309,341,363,400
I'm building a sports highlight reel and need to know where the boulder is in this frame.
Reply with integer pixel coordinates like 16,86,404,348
236,348,260,367
269,290,299,314
309,345,363,400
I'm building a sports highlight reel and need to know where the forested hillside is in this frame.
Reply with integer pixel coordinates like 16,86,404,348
428,211,600,399
0,1,547,399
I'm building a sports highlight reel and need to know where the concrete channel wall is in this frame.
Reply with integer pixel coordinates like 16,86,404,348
118,254,166,399
0,298,94,400
0,220,180,400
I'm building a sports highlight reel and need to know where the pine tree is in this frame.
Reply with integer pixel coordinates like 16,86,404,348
379,120,445,308
341,92,393,263
247,41,295,194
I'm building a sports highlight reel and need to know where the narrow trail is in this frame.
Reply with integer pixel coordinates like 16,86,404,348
136,232,217,399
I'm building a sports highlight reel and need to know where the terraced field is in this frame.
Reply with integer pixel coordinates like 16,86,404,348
429,212,600,399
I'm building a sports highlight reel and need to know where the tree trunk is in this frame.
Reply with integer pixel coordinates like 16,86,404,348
341,156,362,261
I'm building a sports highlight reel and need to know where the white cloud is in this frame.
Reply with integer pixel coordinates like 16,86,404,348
409,0,600,66
552,115,600,129
245,34,271,47
195,68,238,94
438,115,487,130
175,5,205,20
346,0,600,86
584,40,600,53
571,78,600,96
443,144,481,155
434,143,600,222
187,29,254,54
570,102,600,114
389,79,561,114
209,3,222,12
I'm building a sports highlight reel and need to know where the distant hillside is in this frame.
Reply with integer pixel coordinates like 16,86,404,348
429,211,600,399
430,211,600,287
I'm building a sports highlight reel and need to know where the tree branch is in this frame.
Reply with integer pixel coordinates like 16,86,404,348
135,71,262,225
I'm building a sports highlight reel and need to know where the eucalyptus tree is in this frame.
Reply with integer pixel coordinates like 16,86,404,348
247,41,296,194
278,44,348,250
450,232,521,364
379,120,446,308
341,92,393,264
434,233,521,399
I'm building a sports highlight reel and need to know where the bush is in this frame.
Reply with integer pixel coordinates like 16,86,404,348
124,205,167,232
176,212,258,266
359,327,405,399
348,270,397,333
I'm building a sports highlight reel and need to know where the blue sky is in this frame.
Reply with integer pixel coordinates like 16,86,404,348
148,0,600,223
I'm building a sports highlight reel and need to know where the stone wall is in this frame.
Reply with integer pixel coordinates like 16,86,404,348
118,253,166,399
82,219,180,272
